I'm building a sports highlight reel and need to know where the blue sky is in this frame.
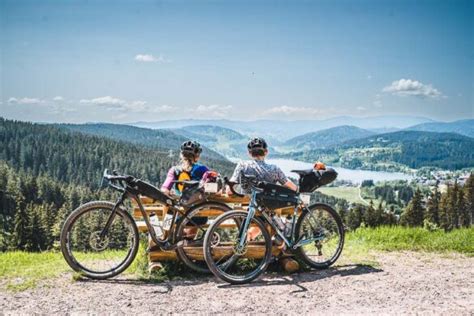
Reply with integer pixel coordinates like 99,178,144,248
1,0,472,123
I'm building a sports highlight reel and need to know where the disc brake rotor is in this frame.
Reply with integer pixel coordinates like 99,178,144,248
89,231,110,251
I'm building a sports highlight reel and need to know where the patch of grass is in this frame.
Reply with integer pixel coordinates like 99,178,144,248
0,251,69,291
346,226,474,255
318,186,368,205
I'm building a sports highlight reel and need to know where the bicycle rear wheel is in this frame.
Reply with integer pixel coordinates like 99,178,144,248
174,202,233,273
60,201,139,279
203,211,272,284
295,203,344,269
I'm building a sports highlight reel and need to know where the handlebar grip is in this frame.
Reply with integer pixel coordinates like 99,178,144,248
223,177,245,197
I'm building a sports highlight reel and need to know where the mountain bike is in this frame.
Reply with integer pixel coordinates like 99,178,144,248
203,169,345,284
60,169,233,279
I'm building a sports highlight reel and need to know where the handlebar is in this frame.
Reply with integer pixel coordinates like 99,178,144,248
223,177,245,197
101,169,135,193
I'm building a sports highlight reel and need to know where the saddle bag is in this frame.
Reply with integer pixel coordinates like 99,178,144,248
298,168,338,193
180,183,205,207
256,182,299,210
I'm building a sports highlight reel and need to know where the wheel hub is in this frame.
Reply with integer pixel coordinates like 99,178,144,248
210,232,221,247
233,239,247,256
89,231,110,251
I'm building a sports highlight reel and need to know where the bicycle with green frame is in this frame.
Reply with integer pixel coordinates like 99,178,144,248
203,167,345,284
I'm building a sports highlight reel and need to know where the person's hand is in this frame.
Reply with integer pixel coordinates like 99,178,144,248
226,185,233,195
162,188,171,196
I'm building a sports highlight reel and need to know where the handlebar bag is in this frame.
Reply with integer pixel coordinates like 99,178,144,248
132,179,171,203
299,168,338,193
256,182,299,210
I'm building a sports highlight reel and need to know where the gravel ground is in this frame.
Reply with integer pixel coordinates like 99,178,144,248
1,251,473,315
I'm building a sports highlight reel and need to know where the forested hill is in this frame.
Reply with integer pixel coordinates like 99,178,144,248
284,131,474,170
171,125,250,158
346,131,474,169
59,123,229,162
282,125,375,150
404,119,474,138
0,118,235,189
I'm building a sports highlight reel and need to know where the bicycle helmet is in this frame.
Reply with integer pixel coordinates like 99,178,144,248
181,140,202,155
247,137,268,150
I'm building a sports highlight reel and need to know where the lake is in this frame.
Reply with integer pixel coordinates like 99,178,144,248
241,158,414,184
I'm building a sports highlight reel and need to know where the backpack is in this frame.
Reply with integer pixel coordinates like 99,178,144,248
174,163,208,193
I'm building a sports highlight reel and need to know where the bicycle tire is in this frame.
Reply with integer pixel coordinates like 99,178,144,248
294,203,344,269
203,210,272,284
60,201,139,279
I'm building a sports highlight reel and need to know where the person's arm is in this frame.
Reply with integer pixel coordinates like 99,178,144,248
160,167,176,195
227,162,243,195
276,166,297,191
284,180,298,191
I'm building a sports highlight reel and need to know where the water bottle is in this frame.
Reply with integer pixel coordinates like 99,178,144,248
272,215,286,231
149,213,163,238
162,213,173,231
284,217,293,237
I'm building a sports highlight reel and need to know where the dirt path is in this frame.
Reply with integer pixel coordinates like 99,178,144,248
1,251,473,315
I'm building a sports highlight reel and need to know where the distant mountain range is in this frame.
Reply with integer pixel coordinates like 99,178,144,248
51,117,474,170
404,119,474,138
170,125,250,158
281,125,375,151
131,115,434,142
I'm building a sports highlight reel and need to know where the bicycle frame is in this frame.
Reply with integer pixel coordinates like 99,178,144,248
237,191,327,250
99,188,187,249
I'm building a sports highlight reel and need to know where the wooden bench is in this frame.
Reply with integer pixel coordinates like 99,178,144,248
131,194,300,272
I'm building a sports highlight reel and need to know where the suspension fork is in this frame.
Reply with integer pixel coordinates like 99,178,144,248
99,192,127,239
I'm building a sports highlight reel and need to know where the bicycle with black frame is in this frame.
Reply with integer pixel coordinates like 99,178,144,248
203,166,345,284
60,169,235,279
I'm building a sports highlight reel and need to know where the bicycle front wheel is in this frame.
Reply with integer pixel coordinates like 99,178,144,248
203,211,272,284
174,202,233,273
60,201,139,279
295,203,344,269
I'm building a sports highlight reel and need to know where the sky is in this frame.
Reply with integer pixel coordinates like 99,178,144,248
0,0,473,123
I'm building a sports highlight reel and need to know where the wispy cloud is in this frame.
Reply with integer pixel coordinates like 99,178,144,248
194,104,233,117
79,96,175,113
134,54,171,63
80,96,127,109
8,97,45,105
264,105,321,116
383,78,443,98
53,96,64,101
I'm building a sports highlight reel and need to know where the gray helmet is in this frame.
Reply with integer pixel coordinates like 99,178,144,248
247,137,268,150
181,140,202,155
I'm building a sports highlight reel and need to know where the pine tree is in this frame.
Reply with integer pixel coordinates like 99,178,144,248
11,195,31,250
375,202,384,226
401,189,424,227
439,188,450,231
27,204,46,251
448,183,460,229
364,201,377,227
425,181,440,225
383,205,398,225
347,205,364,230
457,189,470,228
464,173,474,226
